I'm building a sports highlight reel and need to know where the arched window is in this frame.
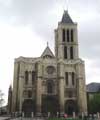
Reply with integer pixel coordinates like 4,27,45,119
68,91,73,98
71,29,74,42
47,80,53,94
67,29,69,42
70,46,74,59
23,90,27,97
28,90,32,98
62,29,65,41
65,72,68,85
72,72,75,86
32,71,36,85
64,46,67,59
25,71,28,85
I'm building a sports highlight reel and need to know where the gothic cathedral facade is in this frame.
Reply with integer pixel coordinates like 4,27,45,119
8,11,87,116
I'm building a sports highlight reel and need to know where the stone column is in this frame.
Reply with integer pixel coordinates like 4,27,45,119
12,62,19,112
76,62,87,114
59,63,64,116
36,63,42,116
58,28,64,59
74,26,79,59
58,45,63,59
55,29,58,58
19,62,24,112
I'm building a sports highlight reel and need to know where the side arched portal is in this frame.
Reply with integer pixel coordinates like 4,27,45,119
65,100,78,116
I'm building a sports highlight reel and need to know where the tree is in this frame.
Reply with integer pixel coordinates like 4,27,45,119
0,90,5,114
88,93,100,113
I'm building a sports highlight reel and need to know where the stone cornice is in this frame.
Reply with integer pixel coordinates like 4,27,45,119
58,77,64,79
57,58,84,65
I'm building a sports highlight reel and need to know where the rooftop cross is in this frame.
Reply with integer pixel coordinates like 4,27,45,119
64,0,69,12
47,41,49,47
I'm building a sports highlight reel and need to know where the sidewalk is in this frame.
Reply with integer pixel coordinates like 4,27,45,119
0,117,10,120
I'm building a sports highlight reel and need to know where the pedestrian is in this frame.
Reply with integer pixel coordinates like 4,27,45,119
64,113,67,118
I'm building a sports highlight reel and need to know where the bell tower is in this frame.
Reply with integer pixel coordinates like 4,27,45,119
55,11,87,115
55,10,79,60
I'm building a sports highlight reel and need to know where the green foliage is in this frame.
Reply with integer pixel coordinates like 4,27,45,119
0,90,4,108
48,118,81,120
88,93,100,113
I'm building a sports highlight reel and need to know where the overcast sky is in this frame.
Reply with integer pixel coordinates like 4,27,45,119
0,0,100,104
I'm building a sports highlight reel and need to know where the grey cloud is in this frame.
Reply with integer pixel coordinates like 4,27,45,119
0,1,53,43
0,0,100,60
9,0,57,41
79,18,100,60
0,0,57,25
10,0,56,22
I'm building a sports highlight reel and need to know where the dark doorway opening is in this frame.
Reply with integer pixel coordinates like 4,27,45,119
65,100,78,116
22,99,36,117
42,95,59,117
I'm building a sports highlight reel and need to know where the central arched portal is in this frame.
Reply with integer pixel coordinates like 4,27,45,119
42,95,59,116
22,99,36,117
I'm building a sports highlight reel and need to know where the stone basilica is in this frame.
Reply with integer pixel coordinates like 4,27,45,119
8,11,87,116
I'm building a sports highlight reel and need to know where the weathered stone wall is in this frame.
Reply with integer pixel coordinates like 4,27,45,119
11,12,87,115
